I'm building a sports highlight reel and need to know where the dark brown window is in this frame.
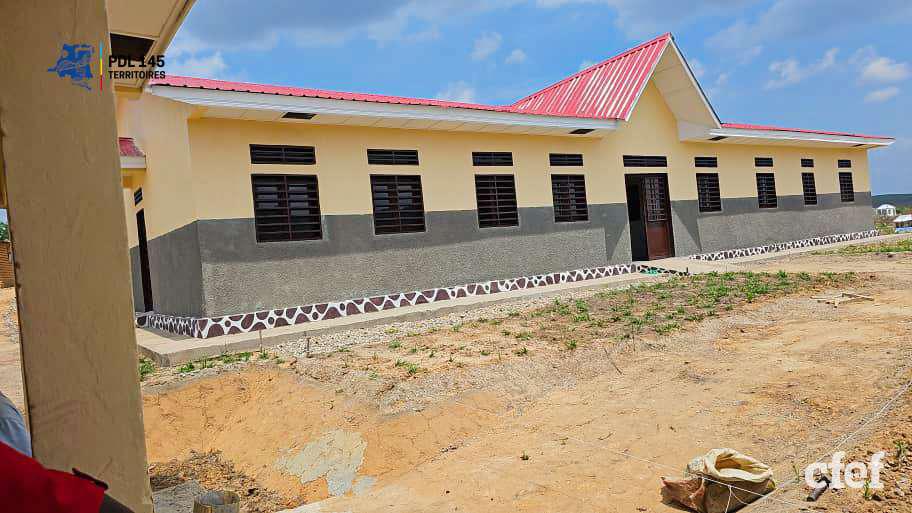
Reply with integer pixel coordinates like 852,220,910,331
250,144,316,165
549,153,584,166
367,149,419,166
802,172,818,205
838,159,852,168
839,172,855,202
623,155,667,167
801,158,814,168
551,174,588,222
694,156,718,168
696,173,722,212
133,188,143,205
370,175,426,235
251,174,322,242
472,152,513,166
754,157,774,167
756,173,777,208
475,175,518,228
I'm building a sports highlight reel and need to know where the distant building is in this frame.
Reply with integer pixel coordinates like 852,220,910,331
894,214,912,233
876,204,897,217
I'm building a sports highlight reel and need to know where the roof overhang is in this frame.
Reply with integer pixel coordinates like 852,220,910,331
647,37,721,128
147,85,618,137
679,122,894,148
106,0,195,90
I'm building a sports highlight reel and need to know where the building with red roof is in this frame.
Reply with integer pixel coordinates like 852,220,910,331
119,33,892,339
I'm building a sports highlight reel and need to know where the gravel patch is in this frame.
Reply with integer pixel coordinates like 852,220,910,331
274,278,658,360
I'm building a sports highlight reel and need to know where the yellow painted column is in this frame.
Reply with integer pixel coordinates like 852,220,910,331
0,2,152,511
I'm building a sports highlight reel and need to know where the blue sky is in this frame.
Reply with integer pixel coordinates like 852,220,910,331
165,0,912,194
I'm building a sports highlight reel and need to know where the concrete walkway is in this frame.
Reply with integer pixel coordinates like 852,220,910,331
138,232,911,366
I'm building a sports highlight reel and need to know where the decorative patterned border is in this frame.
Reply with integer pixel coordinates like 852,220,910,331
137,263,639,339
688,230,879,262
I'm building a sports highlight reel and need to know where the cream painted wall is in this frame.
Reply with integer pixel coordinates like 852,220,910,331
117,94,197,240
186,118,604,218
134,79,872,231
606,83,871,200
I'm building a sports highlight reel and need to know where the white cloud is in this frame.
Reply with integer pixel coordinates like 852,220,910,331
165,51,229,79
436,81,477,103
579,59,596,71
472,32,503,61
765,48,838,89
535,0,755,39
861,56,910,83
689,58,706,79
864,86,900,103
708,0,912,62
505,49,527,64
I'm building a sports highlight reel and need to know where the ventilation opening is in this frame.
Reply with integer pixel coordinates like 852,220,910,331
250,144,316,165
801,158,814,168
367,149,419,166
623,155,667,168
694,156,718,168
282,112,316,120
569,129,594,135
709,136,728,141
838,159,852,168
754,157,774,168
472,152,513,166
549,153,584,166
110,33,155,62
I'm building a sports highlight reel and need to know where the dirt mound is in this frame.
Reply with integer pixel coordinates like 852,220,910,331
150,450,288,513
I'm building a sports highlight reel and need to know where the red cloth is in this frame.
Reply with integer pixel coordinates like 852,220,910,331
0,440,104,513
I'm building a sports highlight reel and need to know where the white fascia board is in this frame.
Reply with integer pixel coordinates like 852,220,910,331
120,156,147,169
148,85,618,132
707,127,894,147
667,40,721,128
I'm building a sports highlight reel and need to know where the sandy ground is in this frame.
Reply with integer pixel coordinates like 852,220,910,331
142,248,912,513
0,288,23,409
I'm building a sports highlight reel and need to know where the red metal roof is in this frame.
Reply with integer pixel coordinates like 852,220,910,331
149,33,891,141
150,75,513,113
720,123,892,141
118,137,144,157
510,33,671,121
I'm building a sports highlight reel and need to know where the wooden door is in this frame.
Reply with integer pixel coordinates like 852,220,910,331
642,175,674,260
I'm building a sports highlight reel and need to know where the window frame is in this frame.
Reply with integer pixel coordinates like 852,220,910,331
838,172,855,203
474,174,519,228
251,174,323,243
801,172,818,206
551,174,589,223
369,174,427,235
755,173,778,209
695,173,722,213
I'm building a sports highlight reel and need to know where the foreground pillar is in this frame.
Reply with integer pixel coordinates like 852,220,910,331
0,2,152,511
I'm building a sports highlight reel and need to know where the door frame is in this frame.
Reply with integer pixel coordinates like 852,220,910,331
135,209,154,312
624,173,675,261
